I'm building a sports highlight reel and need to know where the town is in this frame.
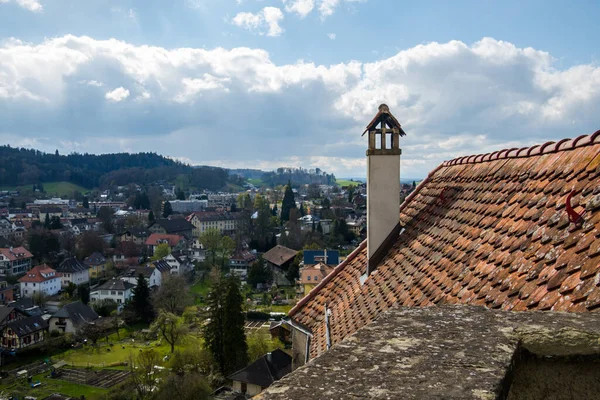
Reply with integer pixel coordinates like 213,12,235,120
0,152,418,399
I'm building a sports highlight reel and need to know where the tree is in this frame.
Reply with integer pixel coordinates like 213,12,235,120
151,311,188,353
81,319,110,345
49,216,63,230
247,256,272,287
176,188,185,200
154,372,212,400
203,274,248,376
130,274,154,323
163,201,173,218
322,197,331,209
8,198,15,208
281,181,296,222
82,197,89,209
77,231,105,259
148,210,155,223
200,229,235,269
28,229,60,263
65,282,77,298
43,213,50,229
347,186,355,203
97,206,114,233
247,332,284,362
151,243,171,261
32,291,47,308
78,285,90,305
92,299,118,317
153,275,191,315
129,349,163,399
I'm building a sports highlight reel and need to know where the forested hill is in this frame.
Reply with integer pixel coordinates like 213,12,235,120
0,146,235,190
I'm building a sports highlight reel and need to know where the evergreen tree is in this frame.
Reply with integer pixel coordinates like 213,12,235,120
130,274,154,322
322,197,331,209
281,181,296,222
148,210,155,222
163,201,173,218
348,186,355,203
176,188,185,200
203,274,248,376
8,198,15,208
44,213,50,229
82,197,89,209
78,285,90,305
272,203,278,217
317,222,323,234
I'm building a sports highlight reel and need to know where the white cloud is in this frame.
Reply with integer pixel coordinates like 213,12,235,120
283,0,314,18
0,0,43,12
1,36,600,178
318,0,365,19
327,33,336,40
232,7,284,37
105,87,130,102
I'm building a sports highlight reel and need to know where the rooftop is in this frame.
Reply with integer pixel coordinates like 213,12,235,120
93,278,134,292
19,264,60,283
260,305,600,400
0,247,33,261
145,233,184,247
290,131,600,359
263,245,297,267
56,257,88,274
228,349,292,388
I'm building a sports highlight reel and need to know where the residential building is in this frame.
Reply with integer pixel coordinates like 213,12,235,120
145,233,185,256
186,211,238,236
120,267,162,288
48,301,99,335
0,281,14,304
38,206,64,222
151,260,172,281
263,245,297,271
169,199,208,213
148,218,195,239
187,239,206,262
120,228,150,246
56,257,89,287
228,349,292,397
0,305,27,330
162,251,193,276
0,247,33,276
84,252,108,279
229,250,257,277
296,263,334,299
90,278,134,304
19,264,61,298
303,249,339,267
1,315,48,350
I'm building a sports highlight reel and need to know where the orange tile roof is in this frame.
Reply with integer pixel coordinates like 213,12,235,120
0,247,33,261
290,130,600,359
298,263,334,285
18,264,61,283
145,233,184,247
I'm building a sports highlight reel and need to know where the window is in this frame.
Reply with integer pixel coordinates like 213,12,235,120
314,276,319,281
307,276,310,281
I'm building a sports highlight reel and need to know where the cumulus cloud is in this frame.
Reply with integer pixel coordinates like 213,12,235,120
319,0,365,19
0,36,599,178
0,0,43,12
232,7,285,37
105,87,130,102
327,33,336,40
283,0,314,18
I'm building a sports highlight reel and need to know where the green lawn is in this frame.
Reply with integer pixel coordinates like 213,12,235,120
0,181,88,197
336,179,361,187
0,370,108,400
191,280,212,303
248,178,263,186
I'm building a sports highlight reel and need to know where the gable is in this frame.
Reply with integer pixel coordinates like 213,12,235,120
290,134,600,359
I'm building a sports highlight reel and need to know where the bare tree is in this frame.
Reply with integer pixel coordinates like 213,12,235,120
152,275,191,315
151,311,188,353
129,349,163,399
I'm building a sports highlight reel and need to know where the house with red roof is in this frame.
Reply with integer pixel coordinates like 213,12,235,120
258,106,600,399
145,233,185,256
18,264,61,298
0,247,33,276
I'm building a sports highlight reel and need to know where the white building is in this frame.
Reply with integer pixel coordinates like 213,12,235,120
120,267,162,288
90,278,134,305
56,257,90,287
18,264,62,298
162,252,194,276
170,200,208,213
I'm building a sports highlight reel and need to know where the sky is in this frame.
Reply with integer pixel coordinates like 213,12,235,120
1,0,599,179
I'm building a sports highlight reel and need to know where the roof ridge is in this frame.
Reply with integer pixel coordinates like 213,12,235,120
443,130,600,167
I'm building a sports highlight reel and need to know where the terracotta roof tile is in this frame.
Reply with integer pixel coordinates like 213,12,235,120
289,133,600,359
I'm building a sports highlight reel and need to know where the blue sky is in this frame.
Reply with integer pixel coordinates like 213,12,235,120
1,0,599,179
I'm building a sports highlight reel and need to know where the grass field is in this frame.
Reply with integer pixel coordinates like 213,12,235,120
336,179,361,187
248,178,263,186
0,181,88,197
0,370,108,400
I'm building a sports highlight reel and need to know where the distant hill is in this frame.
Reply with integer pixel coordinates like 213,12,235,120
0,145,235,191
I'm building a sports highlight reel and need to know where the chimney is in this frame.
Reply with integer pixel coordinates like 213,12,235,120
364,104,406,275
266,352,272,364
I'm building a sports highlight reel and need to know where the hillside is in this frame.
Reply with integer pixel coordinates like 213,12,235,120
0,146,235,191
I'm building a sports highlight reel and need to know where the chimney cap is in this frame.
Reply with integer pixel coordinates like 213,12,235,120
362,104,406,136
378,104,390,113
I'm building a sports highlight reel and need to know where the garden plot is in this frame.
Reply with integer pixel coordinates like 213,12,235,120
57,367,130,388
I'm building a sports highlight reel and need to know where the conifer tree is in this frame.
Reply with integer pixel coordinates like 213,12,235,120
130,274,154,323
203,274,248,375
163,201,173,218
281,181,296,222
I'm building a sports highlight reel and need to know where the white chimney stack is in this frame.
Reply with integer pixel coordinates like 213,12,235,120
364,104,405,275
